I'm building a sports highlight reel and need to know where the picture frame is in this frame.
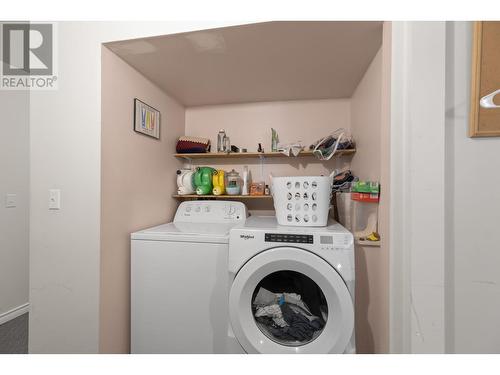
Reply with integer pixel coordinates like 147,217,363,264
134,98,160,139
469,21,500,137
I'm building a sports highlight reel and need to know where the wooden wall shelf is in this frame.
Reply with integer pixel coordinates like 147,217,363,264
355,239,381,247
173,194,273,200
173,149,355,201
174,149,355,160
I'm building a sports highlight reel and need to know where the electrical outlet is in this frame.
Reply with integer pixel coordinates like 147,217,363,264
5,194,17,208
49,189,61,210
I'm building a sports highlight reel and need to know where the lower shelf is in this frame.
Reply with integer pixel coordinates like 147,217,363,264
355,239,381,247
173,194,273,199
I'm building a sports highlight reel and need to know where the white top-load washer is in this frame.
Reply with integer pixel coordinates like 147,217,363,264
227,216,355,354
131,200,247,353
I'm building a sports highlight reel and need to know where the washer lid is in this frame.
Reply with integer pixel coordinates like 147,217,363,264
229,247,354,354
131,222,235,242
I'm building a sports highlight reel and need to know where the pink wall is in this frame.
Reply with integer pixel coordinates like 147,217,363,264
100,46,185,353
185,99,353,211
100,35,390,353
350,50,382,181
350,44,389,353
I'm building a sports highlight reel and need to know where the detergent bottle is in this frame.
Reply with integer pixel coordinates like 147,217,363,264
194,167,215,195
212,170,226,195
176,168,195,195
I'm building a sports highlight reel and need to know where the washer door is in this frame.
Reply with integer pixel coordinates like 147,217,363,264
229,247,354,354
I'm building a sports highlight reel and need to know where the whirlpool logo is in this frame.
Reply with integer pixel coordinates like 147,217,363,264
240,234,255,240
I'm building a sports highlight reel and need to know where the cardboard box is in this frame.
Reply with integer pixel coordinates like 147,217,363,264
351,192,379,203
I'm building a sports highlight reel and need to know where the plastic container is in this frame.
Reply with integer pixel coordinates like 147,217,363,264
250,182,265,196
271,174,334,226
176,168,195,195
212,170,225,195
241,166,249,195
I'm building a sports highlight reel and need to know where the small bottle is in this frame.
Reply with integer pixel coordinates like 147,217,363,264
217,129,226,153
265,184,270,195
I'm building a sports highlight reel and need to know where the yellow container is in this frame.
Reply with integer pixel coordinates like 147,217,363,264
212,170,226,195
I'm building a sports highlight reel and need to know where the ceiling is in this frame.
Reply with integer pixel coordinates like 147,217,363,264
105,21,383,107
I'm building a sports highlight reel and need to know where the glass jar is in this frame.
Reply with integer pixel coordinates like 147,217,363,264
225,169,241,195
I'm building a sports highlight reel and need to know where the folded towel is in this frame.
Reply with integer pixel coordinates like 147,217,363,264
176,136,211,153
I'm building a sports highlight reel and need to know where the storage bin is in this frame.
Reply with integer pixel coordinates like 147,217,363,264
271,174,334,226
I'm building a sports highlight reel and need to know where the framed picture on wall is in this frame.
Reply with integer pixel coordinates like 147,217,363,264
469,21,500,137
134,98,160,139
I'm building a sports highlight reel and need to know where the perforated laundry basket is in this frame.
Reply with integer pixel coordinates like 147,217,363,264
271,175,334,227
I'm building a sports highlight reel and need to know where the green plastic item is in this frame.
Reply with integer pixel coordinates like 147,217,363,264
194,167,215,195
352,181,380,194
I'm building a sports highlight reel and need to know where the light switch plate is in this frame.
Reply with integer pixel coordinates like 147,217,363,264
5,194,17,208
49,189,61,210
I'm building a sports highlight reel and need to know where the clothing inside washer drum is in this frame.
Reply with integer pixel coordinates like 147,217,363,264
251,271,328,346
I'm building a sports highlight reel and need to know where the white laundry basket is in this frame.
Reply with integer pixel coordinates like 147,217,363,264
271,174,334,227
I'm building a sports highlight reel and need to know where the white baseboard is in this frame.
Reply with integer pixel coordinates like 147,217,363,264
0,303,29,325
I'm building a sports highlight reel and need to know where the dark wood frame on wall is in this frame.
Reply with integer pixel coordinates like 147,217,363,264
469,21,500,137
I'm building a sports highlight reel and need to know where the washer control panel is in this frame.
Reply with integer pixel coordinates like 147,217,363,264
174,201,247,223
265,233,314,244
318,233,353,250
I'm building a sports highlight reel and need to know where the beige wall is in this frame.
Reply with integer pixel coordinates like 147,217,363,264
185,99,353,211
377,22,391,354
0,90,29,320
100,46,185,353
350,44,389,353
448,22,500,354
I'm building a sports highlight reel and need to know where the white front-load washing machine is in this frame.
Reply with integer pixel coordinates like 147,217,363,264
131,201,247,353
227,216,355,354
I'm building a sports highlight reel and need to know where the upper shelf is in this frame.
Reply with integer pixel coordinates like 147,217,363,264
174,149,356,160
